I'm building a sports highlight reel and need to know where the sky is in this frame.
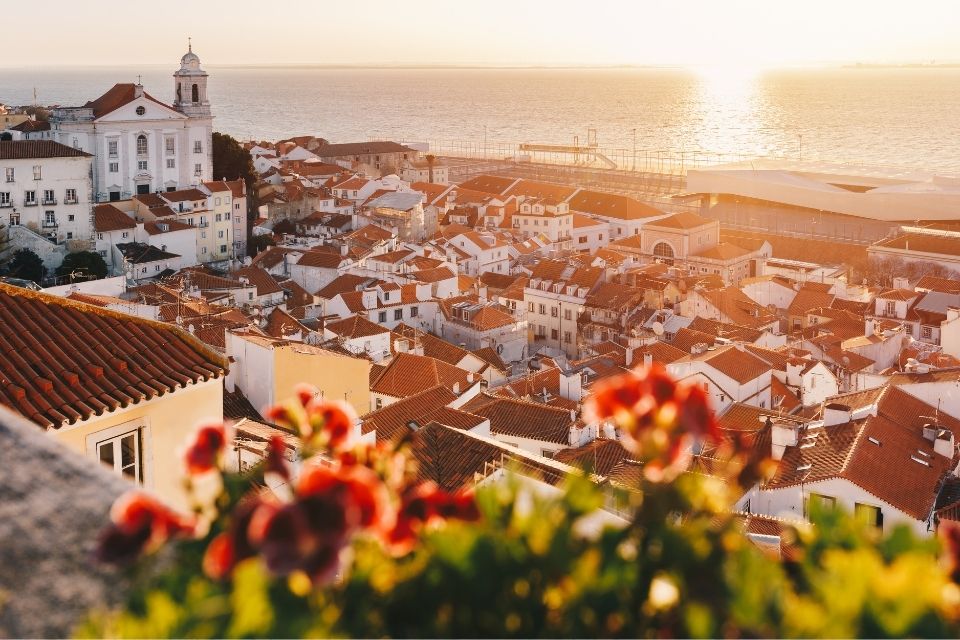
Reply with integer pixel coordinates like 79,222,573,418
4,0,960,68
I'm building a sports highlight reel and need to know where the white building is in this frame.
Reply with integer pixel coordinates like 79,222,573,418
48,44,212,202
0,140,94,252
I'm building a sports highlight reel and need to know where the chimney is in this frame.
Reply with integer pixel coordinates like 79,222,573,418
361,289,376,309
823,403,852,427
625,346,634,367
134,83,144,98
452,382,461,396
467,372,475,383
643,351,653,368
393,338,409,353
770,419,799,461
341,243,348,256
935,429,955,459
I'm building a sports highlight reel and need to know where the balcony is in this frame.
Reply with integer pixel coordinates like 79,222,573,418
64,198,78,205
42,220,58,229
42,198,57,206
0,201,11,208
23,200,38,207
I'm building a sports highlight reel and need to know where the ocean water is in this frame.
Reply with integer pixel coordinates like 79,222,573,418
2,65,959,171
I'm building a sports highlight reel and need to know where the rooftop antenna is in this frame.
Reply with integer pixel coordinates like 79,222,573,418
188,37,192,53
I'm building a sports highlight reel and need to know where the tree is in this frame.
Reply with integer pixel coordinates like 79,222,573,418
57,251,108,282
247,234,275,257
6,248,45,284
212,131,259,252
425,154,436,184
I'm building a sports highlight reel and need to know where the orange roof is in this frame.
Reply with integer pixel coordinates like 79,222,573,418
690,242,754,261
645,211,714,230
457,175,517,195
370,352,472,398
504,179,578,203
567,190,663,220
83,83,173,119
0,284,224,430
700,345,772,384
93,204,135,232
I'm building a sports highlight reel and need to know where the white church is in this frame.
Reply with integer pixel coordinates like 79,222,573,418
48,44,213,202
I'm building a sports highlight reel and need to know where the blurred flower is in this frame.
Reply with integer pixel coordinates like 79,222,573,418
265,435,291,482
387,482,479,554
941,520,960,583
96,491,195,564
183,421,230,475
584,364,720,481
264,385,357,452
202,497,261,580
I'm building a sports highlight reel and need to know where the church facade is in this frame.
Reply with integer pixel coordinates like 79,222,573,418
49,45,213,203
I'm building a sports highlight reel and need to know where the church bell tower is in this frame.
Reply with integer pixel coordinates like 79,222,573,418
173,39,211,118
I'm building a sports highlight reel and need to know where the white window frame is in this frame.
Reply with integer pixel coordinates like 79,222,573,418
85,418,152,487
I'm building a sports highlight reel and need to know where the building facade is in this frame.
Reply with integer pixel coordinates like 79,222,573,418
0,140,94,250
48,45,213,202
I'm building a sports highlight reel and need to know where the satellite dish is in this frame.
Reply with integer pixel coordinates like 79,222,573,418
652,321,665,336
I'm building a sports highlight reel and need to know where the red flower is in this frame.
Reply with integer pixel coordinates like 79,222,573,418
940,520,960,583
265,435,291,481
305,398,357,451
202,497,261,580
183,421,229,475
297,464,384,530
96,491,195,564
387,482,480,554
584,364,721,482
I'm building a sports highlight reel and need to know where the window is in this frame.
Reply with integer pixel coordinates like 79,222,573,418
194,163,202,176
68,214,75,222
218,230,224,238
33,165,41,180
805,493,837,516
564,331,572,344
194,141,203,154
97,233,104,240
410,306,419,318
653,242,674,259
138,160,148,171
216,213,222,221
121,232,129,239
136,105,146,116
43,189,55,204
564,309,572,321
375,398,383,410
24,190,36,205
855,503,883,529
528,302,535,312
0,192,9,206
166,159,175,169
108,140,118,157
155,264,161,272
44,211,55,224
95,428,142,482
202,246,207,254
192,83,199,102
378,311,387,323
538,303,546,315
109,162,119,173
885,300,896,316
578,236,587,244
165,138,175,155
4,168,13,182
551,329,559,340
922,326,933,339
392,309,403,321
65,188,77,203
136,134,148,156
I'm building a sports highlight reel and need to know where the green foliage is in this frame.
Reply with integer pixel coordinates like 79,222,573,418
211,132,255,185
57,251,108,282
80,470,960,638
6,248,45,283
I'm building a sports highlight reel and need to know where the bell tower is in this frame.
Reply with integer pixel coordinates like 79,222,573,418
173,38,211,118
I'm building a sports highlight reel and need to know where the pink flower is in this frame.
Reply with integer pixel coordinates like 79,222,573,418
183,421,229,475
940,520,960,583
96,491,195,563
387,482,480,554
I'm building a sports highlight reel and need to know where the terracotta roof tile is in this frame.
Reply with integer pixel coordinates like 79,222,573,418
472,396,573,444
93,204,136,232
0,140,91,159
0,284,224,429
370,352,472,398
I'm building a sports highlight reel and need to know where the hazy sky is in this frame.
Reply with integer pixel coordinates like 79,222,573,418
4,0,960,68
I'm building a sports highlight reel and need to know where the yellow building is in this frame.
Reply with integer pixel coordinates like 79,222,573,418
0,283,226,510
226,332,371,418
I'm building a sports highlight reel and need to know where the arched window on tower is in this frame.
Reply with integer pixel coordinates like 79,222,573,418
192,84,199,103
136,135,148,156
652,241,675,260
176,83,182,103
